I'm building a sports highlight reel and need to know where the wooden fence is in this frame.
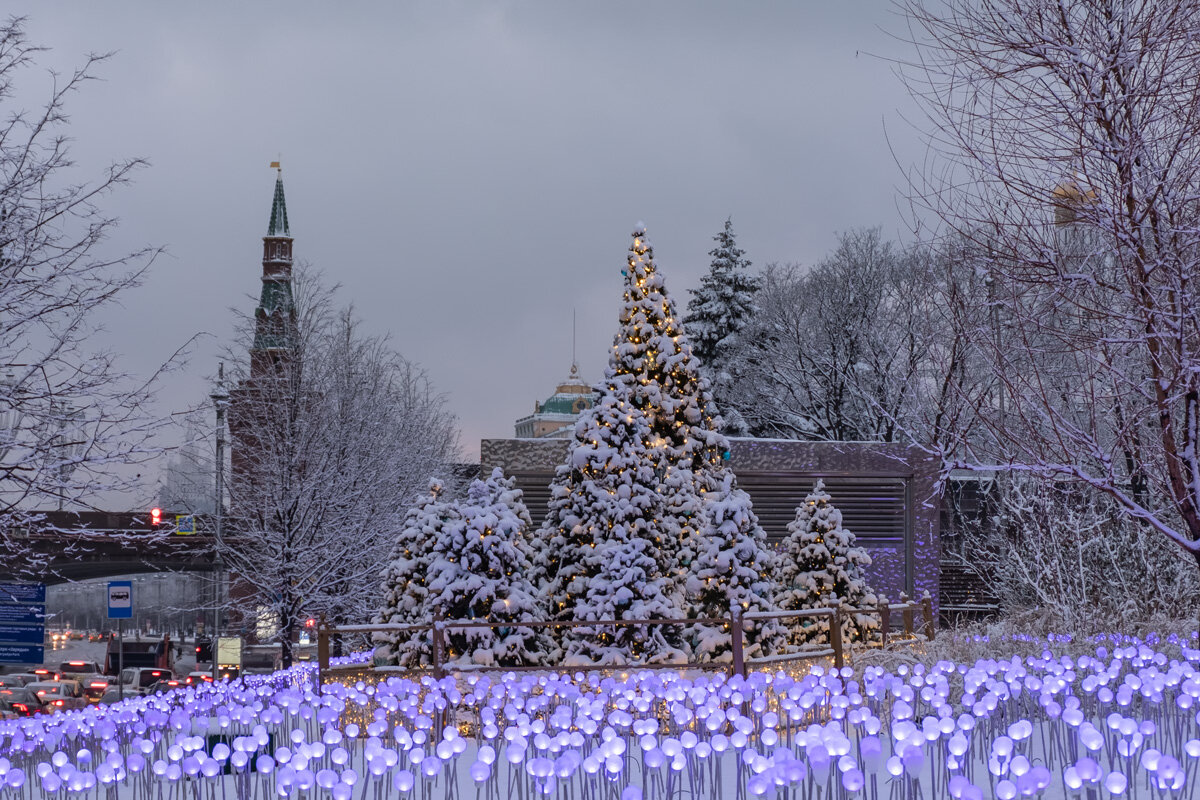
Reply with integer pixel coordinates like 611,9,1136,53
317,592,934,685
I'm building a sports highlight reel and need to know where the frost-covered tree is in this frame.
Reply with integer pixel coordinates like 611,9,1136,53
901,0,1200,571
687,474,785,660
537,375,684,662
373,478,458,666
0,18,182,572
728,230,950,444
423,468,547,667
775,480,877,643
225,269,458,667
685,218,759,435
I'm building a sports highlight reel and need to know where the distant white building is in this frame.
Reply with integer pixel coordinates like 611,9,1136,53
514,363,597,439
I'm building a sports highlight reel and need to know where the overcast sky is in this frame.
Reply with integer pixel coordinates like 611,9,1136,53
7,2,925,489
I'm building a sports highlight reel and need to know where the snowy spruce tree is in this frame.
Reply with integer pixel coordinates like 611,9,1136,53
537,373,686,664
684,218,759,435
373,478,460,665
775,480,878,644
423,468,548,667
688,473,786,660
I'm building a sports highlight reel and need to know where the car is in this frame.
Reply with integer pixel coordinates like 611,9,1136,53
118,668,174,695
0,674,37,688
185,672,214,686
58,661,103,681
26,681,87,712
0,687,40,714
0,698,36,719
80,675,110,703
98,687,128,705
28,668,61,682
147,679,185,695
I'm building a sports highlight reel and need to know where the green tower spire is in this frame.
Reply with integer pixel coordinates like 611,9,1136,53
266,167,290,238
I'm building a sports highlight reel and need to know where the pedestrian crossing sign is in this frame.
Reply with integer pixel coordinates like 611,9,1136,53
176,514,195,535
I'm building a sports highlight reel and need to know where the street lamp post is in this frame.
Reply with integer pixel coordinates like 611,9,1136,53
211,364,230,678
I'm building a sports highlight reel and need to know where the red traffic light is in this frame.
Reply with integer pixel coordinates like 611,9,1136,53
305,618,316,628
150,508,162,525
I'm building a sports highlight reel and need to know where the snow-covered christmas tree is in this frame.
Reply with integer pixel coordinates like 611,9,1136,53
373,478,460,665
537,373,685,662
423,468,547,667
533,223,779,664
684,218,759,435
775,480,878,643
612,224,730,599
687,473,786,660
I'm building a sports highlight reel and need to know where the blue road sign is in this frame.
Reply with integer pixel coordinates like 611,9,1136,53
0,643,43,664
0,624,44,644
0,583,45,604
108,581,133,619
0,604,44,624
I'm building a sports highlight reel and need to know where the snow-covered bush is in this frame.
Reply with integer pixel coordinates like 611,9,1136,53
775,480,878,644
959,475,1200,632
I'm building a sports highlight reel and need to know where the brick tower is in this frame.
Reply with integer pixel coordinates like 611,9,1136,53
225,166,299,639
251,166,296,379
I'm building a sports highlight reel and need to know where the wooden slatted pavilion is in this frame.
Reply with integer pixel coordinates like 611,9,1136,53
480,437,941,613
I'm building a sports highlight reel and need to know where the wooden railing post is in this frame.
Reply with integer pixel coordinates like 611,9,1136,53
317,614,329,692
921,591,935,641
730,604,746,679
901,592,914,637
431,610,444,680
829,599,844,671
879,595,890,647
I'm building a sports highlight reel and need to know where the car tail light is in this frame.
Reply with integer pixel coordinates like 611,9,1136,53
54,700,63,706
12,703,27,713
89,682,106,689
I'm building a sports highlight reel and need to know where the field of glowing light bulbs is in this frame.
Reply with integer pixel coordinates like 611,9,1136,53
1,635,1199,800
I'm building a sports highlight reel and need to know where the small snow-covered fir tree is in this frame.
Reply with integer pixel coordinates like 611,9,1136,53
687,473,786,660
684,218,759,435
373,478,459,665
775,480,878,643
423,468,548,667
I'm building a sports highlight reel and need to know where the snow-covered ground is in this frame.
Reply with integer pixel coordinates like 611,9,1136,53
0,632,1198,799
